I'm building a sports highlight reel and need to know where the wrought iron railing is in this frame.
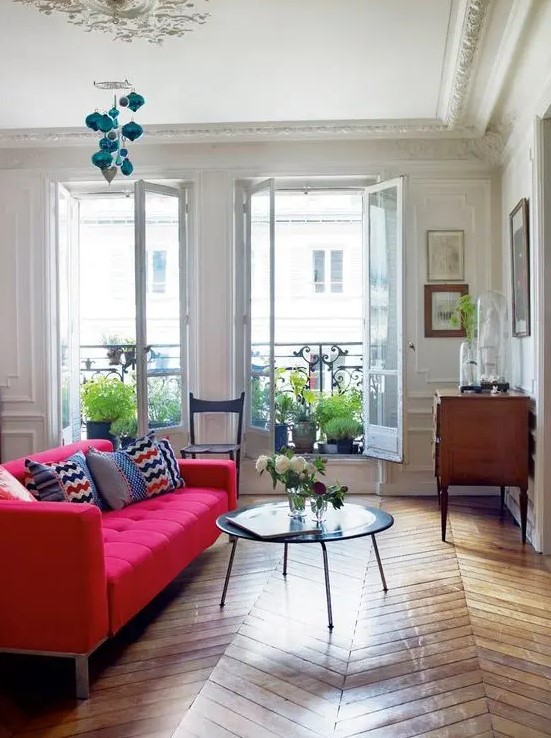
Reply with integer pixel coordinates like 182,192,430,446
251,341,363,395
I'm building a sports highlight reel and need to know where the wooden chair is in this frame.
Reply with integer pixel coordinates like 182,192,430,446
181,392,245,496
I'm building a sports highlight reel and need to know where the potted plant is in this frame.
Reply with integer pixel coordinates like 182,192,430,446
290,402,318,453
274,392,295,452
147,377,182,428
110,416,138,449
315,390,362,453
275,368,317,453
324,416,363,454
80,376,136,447
450,294,479,389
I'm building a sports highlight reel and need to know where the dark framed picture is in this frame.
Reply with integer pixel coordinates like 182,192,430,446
424,283,468,337
427,230,464,281
509,198,530,337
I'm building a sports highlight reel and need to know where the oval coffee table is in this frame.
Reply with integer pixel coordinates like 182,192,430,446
216,501,394,629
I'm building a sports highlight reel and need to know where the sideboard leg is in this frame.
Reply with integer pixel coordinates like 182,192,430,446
436,476,441,506
519,488,528,544
500,485,506,513
441,486,449,542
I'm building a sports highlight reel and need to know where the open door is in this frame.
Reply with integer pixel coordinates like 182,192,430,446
363,177,405,462
134,181,188,439
244,179,275,457
57,184,81,444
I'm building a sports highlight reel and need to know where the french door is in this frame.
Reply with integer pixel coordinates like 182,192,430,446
243,176,405,462
244,179,275,456
363,177,405,462
57,180,189,444
134,180,189,438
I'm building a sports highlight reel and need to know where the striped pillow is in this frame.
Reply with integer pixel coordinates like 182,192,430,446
24,451,102,507
148,433,185,490
123,435,172,497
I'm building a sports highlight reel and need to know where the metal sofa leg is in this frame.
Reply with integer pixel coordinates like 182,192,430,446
75,655,90,699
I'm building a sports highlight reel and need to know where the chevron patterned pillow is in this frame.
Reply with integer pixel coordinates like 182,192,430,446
147,433,185,490
24,451,102,507
123,435,173,497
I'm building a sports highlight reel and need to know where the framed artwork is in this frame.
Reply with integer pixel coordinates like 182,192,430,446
427,230,464,281
424,283,468,337
509,198,530,337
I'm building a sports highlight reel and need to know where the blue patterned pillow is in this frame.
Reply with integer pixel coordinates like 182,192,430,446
86,448,147,510
123,435,172,497
148,433,185,489
24,451,103,508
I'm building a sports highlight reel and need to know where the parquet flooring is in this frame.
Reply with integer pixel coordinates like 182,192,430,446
1,495,551,738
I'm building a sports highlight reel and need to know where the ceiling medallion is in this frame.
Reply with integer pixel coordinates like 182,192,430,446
13,0,211,43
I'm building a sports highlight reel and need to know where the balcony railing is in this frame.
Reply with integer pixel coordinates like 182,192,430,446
252,341,363,395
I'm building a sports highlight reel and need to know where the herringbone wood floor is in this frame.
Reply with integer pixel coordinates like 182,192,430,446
1,495,551,738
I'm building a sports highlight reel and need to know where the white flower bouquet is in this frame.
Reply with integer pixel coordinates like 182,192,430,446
255,447,326,515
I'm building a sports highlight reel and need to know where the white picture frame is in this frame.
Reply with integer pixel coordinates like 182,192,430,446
427,230,465,282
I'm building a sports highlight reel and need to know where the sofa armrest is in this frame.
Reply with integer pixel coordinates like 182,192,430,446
0,502,108,655
178,459,237,510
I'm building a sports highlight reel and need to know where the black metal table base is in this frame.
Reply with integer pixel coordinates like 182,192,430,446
220,534,388,629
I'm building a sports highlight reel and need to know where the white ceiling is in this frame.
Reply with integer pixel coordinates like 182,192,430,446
0,0,455,129
0,0,532,146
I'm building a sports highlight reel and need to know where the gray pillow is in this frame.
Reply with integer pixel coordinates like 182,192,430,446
86,448,147,510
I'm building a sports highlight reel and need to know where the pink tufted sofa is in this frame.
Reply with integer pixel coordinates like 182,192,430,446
0,439,237,697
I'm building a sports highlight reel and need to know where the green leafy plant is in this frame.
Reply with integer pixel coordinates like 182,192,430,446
274,392,296,425
110,415,138,440
147,377,182,426
450,294,476,342
81,376,136,424
324,415,362,442
315,390,362,440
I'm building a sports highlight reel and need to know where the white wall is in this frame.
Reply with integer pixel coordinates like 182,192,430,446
0,139,497,500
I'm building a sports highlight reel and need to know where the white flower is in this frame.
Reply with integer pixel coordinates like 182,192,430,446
306,462,317,475
274,455,290,474
255,455,269,472
290,456,307,473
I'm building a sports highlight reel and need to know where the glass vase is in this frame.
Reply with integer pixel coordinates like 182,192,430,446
310,497,328,523
477,291,510,389
459,339,479,389
287,487,307,519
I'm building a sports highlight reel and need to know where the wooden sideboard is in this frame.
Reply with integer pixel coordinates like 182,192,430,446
433,390,530,543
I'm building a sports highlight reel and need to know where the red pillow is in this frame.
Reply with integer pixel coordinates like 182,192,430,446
0,467,37,502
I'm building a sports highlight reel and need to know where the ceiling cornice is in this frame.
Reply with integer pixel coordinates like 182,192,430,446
0,119,481,148
445,0,492,126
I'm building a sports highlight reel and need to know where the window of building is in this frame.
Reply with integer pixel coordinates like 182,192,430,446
312,248,343,293
150,249,167,294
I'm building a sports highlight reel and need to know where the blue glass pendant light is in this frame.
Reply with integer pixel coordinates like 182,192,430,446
86,80,145,184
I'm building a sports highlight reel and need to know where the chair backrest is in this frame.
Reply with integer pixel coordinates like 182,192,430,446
189,391,245,446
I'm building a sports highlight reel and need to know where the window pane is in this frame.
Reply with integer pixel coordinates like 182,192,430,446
368,373,398,429
368,187,397,371
151,250,167,294
330,249,343,293
313,249,325,293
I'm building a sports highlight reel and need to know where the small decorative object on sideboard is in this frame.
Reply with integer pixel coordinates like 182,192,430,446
450,294,479,392
477,290,510,392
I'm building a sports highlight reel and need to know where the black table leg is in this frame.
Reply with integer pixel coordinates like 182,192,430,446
283,543,288,577
371,534,388,592
220,537,238,607
320,541,333,629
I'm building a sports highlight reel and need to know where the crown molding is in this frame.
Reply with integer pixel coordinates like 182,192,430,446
445,0,492,126
0,118,482,148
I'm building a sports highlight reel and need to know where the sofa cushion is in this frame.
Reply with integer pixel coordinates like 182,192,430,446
25,451,103,508
154,437,185,489
102,487,229,633
87,448,147,510
0,467,37,502
123,435,172,498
